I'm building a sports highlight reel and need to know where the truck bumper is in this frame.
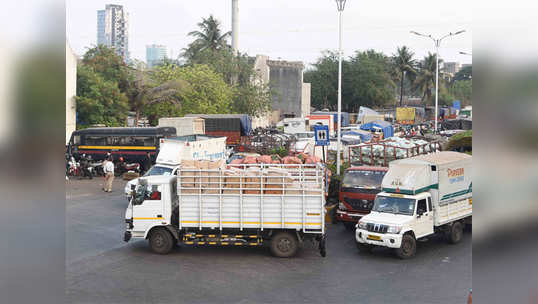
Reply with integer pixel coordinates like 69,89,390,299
355,229,402,249
336,209,366,222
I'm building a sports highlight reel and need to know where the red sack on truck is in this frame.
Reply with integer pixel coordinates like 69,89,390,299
282,156,302,165
270,154,282,164
257,155,273,164
242,156,258,164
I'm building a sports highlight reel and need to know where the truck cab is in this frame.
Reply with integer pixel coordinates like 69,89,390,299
124,176,177,243
337,166,388,230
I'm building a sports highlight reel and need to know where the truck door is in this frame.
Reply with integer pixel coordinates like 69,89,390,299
132,184,165,233
413,198,434,238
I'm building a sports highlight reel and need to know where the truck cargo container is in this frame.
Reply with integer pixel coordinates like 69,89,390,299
158,117,205,136
124,163,327,257
185,114,252,146
355,152,472,258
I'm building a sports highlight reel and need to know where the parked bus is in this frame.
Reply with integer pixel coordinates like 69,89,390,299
67,127,176,163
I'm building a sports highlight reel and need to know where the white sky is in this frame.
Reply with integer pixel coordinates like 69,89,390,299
66,0,472,66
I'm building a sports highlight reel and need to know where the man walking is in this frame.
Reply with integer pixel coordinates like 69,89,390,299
103,156,115,192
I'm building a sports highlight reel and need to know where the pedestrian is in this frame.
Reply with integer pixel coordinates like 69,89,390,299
103,156,115,192
143,152,152,174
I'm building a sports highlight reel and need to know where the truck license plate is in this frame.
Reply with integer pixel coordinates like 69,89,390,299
367,234,381,241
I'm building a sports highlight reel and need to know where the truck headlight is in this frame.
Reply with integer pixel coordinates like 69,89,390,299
338,202,347,211
387,225,402,234
357,220,367,230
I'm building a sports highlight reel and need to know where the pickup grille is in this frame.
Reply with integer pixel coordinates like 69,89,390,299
366,223,388,234
344,198,374,212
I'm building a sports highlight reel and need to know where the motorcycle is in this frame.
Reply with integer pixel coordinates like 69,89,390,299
115,159,141,177
67,156,81,177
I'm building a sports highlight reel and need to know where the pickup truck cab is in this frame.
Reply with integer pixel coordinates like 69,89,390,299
124,164,179,199
355,152,472,259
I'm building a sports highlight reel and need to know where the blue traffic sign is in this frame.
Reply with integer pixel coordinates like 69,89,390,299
314,125,330,146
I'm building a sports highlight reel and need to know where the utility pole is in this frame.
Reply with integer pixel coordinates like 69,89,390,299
232,0,239,55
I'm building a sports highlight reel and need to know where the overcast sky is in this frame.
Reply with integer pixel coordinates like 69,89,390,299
66,0,472,67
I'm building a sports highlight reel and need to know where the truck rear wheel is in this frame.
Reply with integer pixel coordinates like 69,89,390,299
149,227,174,254
448,222,463,244
395,234,416,259
270,232,298,258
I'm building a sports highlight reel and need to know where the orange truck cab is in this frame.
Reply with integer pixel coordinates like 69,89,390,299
337,166,389,230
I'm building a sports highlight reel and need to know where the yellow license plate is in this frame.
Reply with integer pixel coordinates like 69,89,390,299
469,198,472,205
367,234,381,241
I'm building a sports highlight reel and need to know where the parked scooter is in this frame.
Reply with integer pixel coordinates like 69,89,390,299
115,157,141,177
67,156,80,177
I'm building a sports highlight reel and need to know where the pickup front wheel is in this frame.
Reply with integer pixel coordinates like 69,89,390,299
149,228,174,254
395,234,416,259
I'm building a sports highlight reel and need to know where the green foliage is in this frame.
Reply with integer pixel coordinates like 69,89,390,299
81,45,132,93
304,50,395,112
184,15,231,59
413,52,442,106
76,65,129,127
454,65,472,81
447,130,472,151
448,80,472,106
392,46,417,106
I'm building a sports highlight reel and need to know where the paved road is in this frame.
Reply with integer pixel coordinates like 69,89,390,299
66,178,471,304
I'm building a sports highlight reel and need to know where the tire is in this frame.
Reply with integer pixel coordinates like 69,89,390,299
149,227,174,254
343,222,356,231
395,234,416,259
448,222,463,244
356,242,373,253
270,232,298,258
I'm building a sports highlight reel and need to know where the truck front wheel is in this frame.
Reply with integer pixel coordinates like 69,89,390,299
270,232,298,258
395,234,416,259
149,227,174,254
448,222,463,244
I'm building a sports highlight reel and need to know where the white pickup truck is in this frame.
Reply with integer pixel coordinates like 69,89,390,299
124,164,327,258
355,151,472,259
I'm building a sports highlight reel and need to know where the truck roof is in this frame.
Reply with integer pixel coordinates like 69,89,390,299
346,166,388,172
395,151,471,166
139,175,176,185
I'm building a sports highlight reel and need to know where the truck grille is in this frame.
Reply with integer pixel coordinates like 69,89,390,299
344,198,374,212
366,223,388,234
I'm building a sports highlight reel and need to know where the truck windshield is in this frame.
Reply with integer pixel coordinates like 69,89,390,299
144,165,173,176
342,170,385,188
372,196,415,215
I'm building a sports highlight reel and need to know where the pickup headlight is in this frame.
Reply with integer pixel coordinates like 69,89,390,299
338,202,347,211
357,220,367,230
387,225,402,234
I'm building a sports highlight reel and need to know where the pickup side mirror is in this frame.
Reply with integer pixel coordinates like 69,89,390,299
417,210,424,217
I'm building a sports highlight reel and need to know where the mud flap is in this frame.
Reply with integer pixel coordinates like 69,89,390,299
124,231,132,242
318,234,327,257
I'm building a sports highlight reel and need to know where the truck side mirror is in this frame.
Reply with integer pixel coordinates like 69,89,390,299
417,210,424,217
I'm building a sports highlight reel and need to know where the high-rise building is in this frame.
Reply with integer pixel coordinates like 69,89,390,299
146,44,167,68
97,4,129,61
443,62,461,75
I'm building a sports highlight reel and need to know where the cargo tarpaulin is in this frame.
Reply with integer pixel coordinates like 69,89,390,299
360,120,394,138
342,130,372,142
186,114,252,136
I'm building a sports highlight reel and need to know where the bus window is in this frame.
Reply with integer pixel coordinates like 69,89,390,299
133,136,155,146
85,136,106,145
73,135,81,145
120,136,134,146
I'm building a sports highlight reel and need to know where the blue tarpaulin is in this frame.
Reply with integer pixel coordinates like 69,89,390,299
453,100,461,110
360,120,394,138
342,130,372,142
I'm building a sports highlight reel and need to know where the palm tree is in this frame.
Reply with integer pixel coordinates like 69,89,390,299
130,70,189,125
184,15,231,59
392,46,416,106
413,52,442,106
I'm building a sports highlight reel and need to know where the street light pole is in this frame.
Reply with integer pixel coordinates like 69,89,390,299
410,30,465,133
335,0,346,176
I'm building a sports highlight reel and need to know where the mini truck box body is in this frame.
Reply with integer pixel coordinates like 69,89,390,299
156,136,227,165
355,152,472,257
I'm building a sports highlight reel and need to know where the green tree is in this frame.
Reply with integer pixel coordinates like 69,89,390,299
75,65,129,127
183,15,231,59
448,79,472,105
81,45,132,93
454,65,472,81
304,51,339,110
392,46,416,106
413,52,442,106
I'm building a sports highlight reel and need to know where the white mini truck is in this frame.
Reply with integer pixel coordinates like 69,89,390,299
355,151,472,259
124,164,327,258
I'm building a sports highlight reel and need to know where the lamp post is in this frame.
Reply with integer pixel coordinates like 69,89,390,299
410,30,465,133
335,0,346,175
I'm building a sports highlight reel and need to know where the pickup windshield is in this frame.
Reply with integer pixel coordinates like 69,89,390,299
342,170,385,188
372,196,415,215
145,165,173,176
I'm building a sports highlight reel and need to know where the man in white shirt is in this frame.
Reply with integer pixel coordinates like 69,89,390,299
103,157,115,192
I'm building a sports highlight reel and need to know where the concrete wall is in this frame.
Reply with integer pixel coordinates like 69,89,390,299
267,60,304,119
66,41,77,144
